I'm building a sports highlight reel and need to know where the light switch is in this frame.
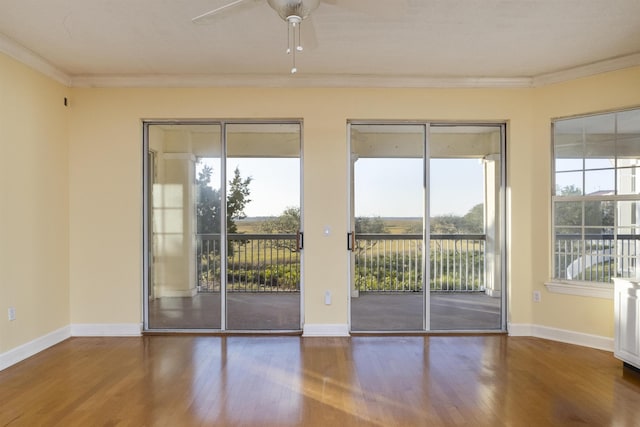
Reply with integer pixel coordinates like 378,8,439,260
325,290,331,305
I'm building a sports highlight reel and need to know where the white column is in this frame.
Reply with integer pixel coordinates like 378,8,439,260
154,152,197,297
484,154,501,298
350,153,359,298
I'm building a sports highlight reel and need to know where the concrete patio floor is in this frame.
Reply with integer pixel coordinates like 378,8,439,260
148,292,502,331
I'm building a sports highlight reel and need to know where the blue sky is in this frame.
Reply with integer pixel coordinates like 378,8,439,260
355,158,484,217
200,157,483,218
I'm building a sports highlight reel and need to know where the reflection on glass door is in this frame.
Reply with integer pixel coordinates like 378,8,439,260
349,124,425,331
225,123,302,330
144,121,302,331
429,125,504,330
348,122,505,332
147,124,222,329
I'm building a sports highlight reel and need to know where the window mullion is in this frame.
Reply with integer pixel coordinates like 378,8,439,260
552,107,640,285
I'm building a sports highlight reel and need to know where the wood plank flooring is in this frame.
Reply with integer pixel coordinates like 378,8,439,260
1,336,639,426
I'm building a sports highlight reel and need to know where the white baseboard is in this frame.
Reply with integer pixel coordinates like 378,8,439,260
0,321,611,372
0,325,71,371
302,323,350,337
71,323,142,337
507,322,534,336
508,323,613,351
532,324,614,352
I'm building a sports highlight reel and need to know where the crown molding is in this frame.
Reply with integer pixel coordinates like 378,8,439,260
532,53,640,87
70,73,533,89
1,32,638,89
0,33,71,86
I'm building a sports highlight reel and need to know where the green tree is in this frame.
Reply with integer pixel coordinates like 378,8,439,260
554,184,582,227
196,163,252,236
555,184,613,232
258,206,301,253
196,164,221,234
430,203,484,234
226,166,253,234
557,184,581,196
259,206,300,234
353,216,386,256
355,216,386,233
462,203,484,234
430,214,464,234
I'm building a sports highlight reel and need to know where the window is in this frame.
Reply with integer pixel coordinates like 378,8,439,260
552,108,640,288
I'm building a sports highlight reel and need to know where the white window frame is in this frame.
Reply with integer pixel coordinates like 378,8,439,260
548,107,640,299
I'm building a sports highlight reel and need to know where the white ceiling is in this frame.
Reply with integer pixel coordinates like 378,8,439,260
0,0,639,87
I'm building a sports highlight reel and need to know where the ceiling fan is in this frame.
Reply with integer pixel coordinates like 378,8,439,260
193,0,389,74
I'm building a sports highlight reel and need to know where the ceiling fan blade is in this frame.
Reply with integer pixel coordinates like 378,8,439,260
192,0,260,24
301,15,318,50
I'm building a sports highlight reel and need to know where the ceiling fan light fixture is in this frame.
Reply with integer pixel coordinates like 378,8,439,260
267,0,320,21
268,0,321,74
193,0,325,74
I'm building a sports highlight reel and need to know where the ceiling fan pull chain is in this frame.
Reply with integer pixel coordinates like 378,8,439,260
291,33,297,74
287,17,302,74
296,21,303,52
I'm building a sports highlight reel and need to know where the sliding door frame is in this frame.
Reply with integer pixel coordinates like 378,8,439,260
347,121,429,332
347,120,507,333
142,119,304,332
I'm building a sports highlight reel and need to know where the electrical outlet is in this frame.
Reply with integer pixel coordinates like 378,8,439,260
533,291,541,303
8,307,16,321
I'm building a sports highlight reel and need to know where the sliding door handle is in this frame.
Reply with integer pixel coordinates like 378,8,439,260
347,232,356,251
296,231,304,251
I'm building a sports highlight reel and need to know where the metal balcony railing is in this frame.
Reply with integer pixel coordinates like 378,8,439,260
430,234,486,292
354,234,486,293
554,234,640,282
197,233,487,294
197,233,300,293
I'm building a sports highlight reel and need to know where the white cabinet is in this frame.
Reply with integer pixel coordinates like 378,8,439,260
614,278,640,369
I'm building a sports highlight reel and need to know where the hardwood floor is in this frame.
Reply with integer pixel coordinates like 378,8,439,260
1,336,639,426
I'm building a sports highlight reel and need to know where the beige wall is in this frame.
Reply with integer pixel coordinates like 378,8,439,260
67,72,639,332
3,44,639,356
0,54,70,352
67,86,536,327
531,67,640,337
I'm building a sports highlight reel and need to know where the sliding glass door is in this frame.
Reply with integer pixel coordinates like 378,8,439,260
225,123,302,330
146,124,222,329
144,121,302,331
429,125,504,330
349,124,426,331
348,122,506,332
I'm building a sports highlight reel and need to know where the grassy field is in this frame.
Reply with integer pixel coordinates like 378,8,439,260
235,218,269,234
236,217,423,234
382,217,422,234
